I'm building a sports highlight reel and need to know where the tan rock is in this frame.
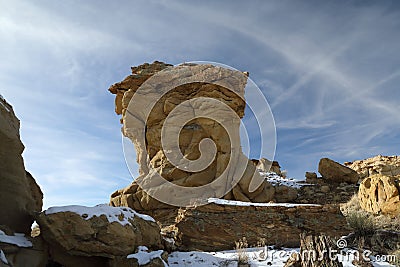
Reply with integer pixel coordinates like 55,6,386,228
252,158,282,176
155,201,351,251
36,205,163,258
0,97,43,234
274,185,298,202
305,172,317,182
358,174,400,216
345,155,400,180
318,158,359,184
109,62,275,210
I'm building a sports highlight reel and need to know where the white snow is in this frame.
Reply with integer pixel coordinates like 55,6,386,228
0,249,8,264
168,247,395,267
208,198,320,207
45,204,155,225
0,230,32,248
127,246,167,266
260,172,310,189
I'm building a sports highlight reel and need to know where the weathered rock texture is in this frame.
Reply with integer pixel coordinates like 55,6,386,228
0,96,43,234
148,202,351,252
345,155,400,180
252,158,282,176
358,174,400,216
36,205,163,258
318,158,359,184
109,62,275,210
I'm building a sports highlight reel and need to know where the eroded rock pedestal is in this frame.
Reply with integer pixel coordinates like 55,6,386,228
109,62,275,210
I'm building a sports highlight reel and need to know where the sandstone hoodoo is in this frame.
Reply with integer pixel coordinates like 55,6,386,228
107,62,356,253
109,61,275,210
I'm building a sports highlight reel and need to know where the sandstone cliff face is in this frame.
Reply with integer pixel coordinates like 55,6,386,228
109,62,275,210
0,96,43,234
345,155,400,179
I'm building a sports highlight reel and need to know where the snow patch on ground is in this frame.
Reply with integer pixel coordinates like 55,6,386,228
0,249,8,264
127,246,167,266
0,230,32,248
260,172,310,189
45,204,155,225
168,247,395,267
208,198,320,207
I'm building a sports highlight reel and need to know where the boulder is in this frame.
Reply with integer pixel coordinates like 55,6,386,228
0,96,43,234
318,158,359,184
36,205,163,258
358,174,400,216
109,62,275,210
345,155,400,180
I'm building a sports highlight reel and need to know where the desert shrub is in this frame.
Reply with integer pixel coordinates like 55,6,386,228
346,211,376,236
235,237,249,266
340,194,361,216
342,194,400,232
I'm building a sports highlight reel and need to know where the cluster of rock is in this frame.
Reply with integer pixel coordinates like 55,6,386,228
345,155,400,179
0,97,166,267
107,62,359,253
344,155,400,217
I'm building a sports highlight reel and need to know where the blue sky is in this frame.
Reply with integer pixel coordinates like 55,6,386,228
1,0,399,208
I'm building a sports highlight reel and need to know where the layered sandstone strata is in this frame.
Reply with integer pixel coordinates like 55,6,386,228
148,200,351,251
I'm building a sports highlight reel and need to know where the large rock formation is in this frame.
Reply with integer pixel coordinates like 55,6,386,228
358,174,400,216
109,62,275,210
36,205,163,259
318,158,359,184
0,96,43,234
345,155,400,180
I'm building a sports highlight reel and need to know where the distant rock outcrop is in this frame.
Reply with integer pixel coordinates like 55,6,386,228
345,155,400,179
318,158,359,184
358,174,400,216
109,62,275,210
0,96,43,234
